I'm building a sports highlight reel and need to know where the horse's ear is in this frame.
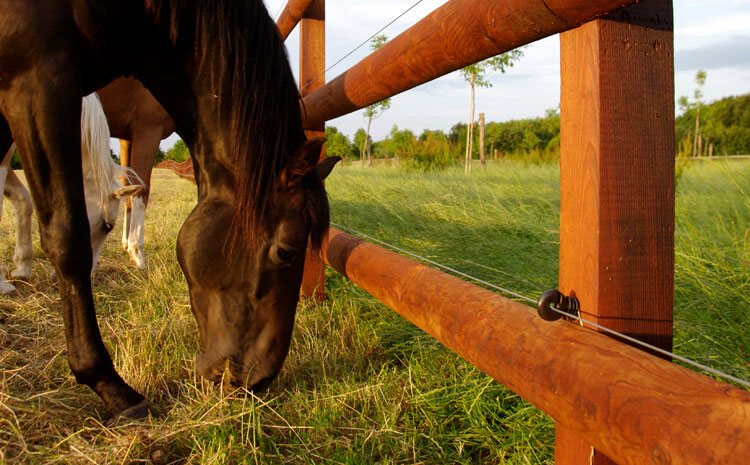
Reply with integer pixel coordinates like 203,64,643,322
315,156,341,180
111,185,143,199
301,136,326,165
282,137,327,188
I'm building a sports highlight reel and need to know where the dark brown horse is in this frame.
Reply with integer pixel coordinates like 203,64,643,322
0,0,338,422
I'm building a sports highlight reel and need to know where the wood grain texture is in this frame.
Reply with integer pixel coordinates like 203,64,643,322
301,0,644,128
299,0,326,301
558,0,675,463
276,0,316,41
322,228,749,465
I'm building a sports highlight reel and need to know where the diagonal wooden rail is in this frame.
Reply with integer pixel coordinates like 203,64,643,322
321,228,750,465
300,0,646,128
276,0,316,40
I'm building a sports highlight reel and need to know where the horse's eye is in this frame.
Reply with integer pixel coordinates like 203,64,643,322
102,221,114,233
270,244,299,265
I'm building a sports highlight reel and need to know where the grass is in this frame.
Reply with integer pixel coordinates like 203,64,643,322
0,160,747,463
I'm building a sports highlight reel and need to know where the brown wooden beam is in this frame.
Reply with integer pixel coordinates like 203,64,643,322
299,0,326,301
556,2,674,460
321,228,749,465
276,0,316,41
300,0,644,128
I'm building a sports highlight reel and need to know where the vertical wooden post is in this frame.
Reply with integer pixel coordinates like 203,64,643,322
557,1,674,464
299,0,326,301
479,112,486,171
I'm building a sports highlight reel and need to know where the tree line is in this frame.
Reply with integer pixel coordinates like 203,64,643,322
325,108,561,171
676,93,750,156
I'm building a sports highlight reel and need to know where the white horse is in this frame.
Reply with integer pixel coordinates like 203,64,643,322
0,93,141,294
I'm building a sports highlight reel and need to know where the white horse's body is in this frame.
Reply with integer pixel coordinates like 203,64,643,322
0,93,141,294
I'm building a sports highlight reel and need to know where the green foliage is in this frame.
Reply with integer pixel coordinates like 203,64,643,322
676,93,750,155
10,147,21,169
402,129,462,171
325,126,356,159
459,49,525,88
158,139,189,165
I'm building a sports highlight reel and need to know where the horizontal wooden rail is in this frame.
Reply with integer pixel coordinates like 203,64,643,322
301,0,645,128
321,228,750,465
276,0,315,40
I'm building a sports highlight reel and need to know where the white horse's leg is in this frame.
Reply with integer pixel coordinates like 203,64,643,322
127,196,147,269
0,148,17,294
6,171,33,279
0,168,15,294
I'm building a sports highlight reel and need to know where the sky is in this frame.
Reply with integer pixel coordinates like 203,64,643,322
146,0,750,152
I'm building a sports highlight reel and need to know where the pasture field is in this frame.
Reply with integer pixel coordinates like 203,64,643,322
0,160,748,464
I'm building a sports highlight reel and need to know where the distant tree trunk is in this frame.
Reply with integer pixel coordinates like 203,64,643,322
693,97,701,157
709,143,714,159
479,112,486,172
465,74,475,175
365,116,373,167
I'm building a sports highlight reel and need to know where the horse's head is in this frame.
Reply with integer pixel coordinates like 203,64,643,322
176,137,339,390
85,171,141,271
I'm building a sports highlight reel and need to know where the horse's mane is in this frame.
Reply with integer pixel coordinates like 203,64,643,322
82,93,143,211
144,0,316,249
81,94,123,204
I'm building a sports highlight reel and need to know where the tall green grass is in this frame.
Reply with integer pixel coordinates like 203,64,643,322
0,160,747,463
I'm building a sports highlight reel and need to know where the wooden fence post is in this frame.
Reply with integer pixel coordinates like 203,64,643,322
300,0,326,301
558,1,674,463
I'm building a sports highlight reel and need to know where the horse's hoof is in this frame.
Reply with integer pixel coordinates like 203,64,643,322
49,271,58,283
105,400,161,427
0,281,18,295
11,268,31,280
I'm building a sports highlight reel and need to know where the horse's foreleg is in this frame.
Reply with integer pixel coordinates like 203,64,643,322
4,85,154,420
5,170,33,280
119,139,132,250
126,128,161,270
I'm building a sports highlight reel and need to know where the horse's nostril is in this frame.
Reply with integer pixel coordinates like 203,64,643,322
102,221,114,233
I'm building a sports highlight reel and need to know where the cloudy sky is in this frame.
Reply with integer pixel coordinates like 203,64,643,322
152,0,750,150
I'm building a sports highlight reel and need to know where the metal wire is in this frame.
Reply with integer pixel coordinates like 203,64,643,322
299,0,427,92
331,223,536,304
330,222,750,389
272,1,286,22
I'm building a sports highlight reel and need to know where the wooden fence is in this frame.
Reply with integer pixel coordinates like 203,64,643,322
280,1,749,464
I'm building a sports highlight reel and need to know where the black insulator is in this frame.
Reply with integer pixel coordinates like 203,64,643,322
537,289,580,322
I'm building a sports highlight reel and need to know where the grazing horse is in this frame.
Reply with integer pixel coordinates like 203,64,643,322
0,0,338,422
0,94,141,294
97,77,177,270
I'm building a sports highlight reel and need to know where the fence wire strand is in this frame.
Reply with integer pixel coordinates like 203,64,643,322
329,222,750,389
299,0,427,92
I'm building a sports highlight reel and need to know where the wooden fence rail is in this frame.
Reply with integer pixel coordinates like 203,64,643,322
322,228,750,465
276,0,316,40
300,0,644,128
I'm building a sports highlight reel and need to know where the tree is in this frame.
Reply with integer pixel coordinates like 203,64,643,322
324,126,353,160
160,139,190,165
692,68,707,156
678,69,709,157
361,35,391,166
459,48,524,174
